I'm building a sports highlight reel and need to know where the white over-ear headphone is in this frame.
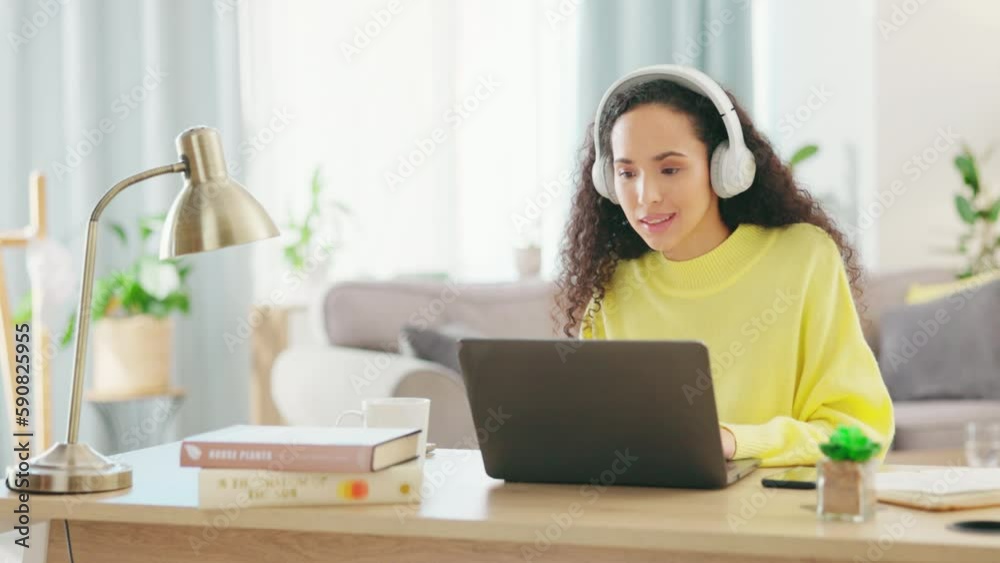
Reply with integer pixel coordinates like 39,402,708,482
591,64,756,204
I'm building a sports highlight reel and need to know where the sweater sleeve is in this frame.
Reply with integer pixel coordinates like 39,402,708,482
719,236,896,467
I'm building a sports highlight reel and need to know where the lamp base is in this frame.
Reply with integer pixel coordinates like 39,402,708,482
5,442,132,494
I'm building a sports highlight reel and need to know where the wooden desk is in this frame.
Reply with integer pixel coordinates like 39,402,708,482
2,442,1000,563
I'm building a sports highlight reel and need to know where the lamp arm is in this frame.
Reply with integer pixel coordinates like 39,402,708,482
65,161,187,444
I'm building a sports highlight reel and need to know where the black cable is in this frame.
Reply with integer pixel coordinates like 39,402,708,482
63,520,76,563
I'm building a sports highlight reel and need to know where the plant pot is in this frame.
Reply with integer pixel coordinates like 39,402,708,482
91,315,173,398
816,456,878,522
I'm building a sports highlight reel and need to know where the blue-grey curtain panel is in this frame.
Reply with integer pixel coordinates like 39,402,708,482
576,0,754,133
0,0,251,458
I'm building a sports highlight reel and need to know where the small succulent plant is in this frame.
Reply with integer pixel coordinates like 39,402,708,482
820,426,882,463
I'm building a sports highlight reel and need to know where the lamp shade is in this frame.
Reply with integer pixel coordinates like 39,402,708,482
160,127,279,259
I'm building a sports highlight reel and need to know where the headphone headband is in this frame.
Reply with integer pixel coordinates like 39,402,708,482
591,64,755,203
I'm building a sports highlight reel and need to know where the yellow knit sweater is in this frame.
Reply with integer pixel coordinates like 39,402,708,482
581,222,895,467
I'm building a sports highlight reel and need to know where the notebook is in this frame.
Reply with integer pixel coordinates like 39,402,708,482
877,467,1000,511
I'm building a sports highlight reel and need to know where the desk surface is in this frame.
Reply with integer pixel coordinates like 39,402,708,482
3,441,1000,562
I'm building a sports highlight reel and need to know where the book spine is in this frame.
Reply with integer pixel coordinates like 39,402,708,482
180,441,374,472
198,465,424,508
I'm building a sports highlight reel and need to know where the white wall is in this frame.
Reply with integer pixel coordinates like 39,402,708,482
752,0,877,269
874,0,1000,274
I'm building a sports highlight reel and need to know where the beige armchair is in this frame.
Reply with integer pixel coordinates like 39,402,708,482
270,279,558,449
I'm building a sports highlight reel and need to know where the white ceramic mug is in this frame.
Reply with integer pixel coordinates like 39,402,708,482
336,397,431,458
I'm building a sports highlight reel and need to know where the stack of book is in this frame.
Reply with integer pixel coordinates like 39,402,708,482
180,425,424,508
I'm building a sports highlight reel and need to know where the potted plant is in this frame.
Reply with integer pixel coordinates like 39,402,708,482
15,213,192,398
816,426,882,522
950,144,1000,278
282,166,352,293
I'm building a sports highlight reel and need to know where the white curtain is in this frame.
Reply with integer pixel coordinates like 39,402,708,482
241,0,581,289
0,0,253,458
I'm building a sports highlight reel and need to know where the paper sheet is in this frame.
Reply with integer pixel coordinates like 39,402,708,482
876,468,1000,495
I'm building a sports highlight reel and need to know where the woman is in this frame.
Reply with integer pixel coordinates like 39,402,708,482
557,67,894,467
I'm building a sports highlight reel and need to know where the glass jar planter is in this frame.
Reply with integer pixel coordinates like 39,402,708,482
816,456,878,522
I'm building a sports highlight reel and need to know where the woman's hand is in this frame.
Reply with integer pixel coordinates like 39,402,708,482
720,427,737,460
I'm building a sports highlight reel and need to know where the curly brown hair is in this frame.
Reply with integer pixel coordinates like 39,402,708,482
555,79,865,337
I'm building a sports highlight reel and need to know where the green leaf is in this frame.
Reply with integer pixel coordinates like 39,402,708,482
958,232,972,254
789,144,819,169
954,152,980,196
91,273,125,320
820,425,881,462
61,312,76,348
108,223,128,246
120,274,152,315
139,213,166,243
283,245,304,271
988,200,1000,222
12,293,33,325
311,167,323,196
162,292,190,315
955,195,977,224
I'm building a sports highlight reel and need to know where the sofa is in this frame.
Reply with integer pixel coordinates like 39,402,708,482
270,269,1000,451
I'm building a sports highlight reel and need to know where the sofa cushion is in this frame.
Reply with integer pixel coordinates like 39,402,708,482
859,268,953,356
878,278,1000,401
905,269,1000,305
398,322,484,374
321,280,558,351
893,400,1000,450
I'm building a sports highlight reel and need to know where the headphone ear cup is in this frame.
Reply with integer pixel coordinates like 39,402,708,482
591,158,619,204
709,141,730,197
710,141,755,199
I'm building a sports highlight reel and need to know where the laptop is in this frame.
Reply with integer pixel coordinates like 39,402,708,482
456,338,760,489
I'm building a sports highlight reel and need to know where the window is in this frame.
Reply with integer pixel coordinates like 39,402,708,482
240,0,579,286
